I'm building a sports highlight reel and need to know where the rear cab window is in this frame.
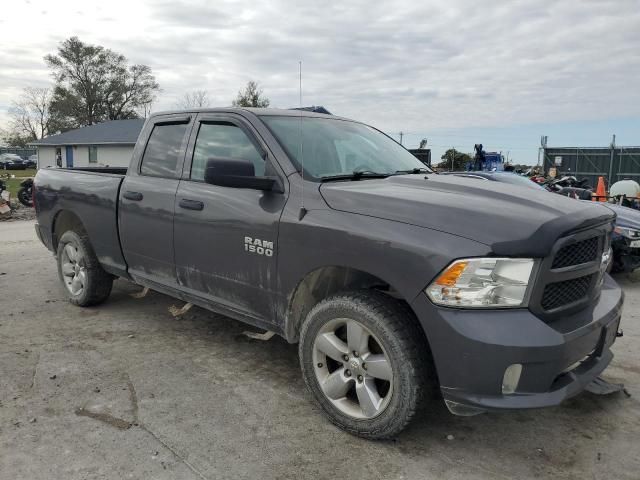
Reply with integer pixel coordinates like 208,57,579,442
140,122,190,178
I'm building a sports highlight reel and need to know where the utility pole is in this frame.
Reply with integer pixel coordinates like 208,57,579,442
609,134,616,186
538,135,548,167
398,132,404,145
450,147,455,171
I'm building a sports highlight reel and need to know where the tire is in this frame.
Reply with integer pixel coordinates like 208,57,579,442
56,230,113,306
299,290,432,439
17,188,33,207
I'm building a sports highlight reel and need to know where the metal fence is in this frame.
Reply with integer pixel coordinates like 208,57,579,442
408,148,431,166
543,146,640,188
0,147,37,159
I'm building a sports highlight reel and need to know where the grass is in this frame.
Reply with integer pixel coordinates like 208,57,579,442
1,168,36,198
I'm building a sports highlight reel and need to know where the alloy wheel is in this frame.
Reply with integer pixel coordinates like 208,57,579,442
312,318,393,419
60,242,86,296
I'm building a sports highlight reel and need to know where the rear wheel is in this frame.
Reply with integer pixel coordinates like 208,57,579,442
299,290,431,439
56,230,113,306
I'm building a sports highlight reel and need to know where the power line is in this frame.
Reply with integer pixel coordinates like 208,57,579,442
389,133,539,150
401,142,539,151
400,131,537,141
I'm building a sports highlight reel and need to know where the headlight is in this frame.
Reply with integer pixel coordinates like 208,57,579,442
614,226,640,239
426,258,535,308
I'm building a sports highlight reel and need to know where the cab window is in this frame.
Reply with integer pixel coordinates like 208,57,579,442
191,122,264,181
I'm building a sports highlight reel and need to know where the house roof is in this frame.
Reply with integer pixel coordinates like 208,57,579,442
30,119,145,146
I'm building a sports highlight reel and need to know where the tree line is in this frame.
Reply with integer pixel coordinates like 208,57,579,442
1,37,270,147
435,148,473,170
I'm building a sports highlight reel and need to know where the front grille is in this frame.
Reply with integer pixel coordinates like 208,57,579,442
541,274,594,311
530,223,612,321
552,237,599,269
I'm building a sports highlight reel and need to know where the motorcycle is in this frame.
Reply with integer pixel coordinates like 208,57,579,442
543,175,591,192
532,174,639,273
18,178,34,207
540,176,594,200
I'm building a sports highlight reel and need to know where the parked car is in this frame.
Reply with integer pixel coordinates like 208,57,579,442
34,108,623,439
442,171,640,273
0,153,27,170
609,203,640,272
440,170,547,190
23,154,38,168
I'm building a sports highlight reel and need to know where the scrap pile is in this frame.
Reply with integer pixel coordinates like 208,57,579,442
0,178,10,219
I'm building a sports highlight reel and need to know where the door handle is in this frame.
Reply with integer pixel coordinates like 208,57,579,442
123,191,143,201
179,199,204,211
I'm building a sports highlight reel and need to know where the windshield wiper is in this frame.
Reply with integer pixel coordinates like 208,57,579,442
320,170,390,182
393,167,431,175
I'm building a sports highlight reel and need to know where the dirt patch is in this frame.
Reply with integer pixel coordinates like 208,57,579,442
0,201,36,222
74,407,133,430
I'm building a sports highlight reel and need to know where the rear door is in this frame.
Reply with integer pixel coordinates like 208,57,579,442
173,113,288,322
119,114,193,287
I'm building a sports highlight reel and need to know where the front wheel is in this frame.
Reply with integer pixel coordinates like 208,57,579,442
299,290,432,439
56,230,113,306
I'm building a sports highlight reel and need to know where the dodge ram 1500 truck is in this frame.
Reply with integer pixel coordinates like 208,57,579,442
34,108,624,439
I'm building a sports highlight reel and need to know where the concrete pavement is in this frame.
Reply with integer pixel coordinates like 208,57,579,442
1,220,639,479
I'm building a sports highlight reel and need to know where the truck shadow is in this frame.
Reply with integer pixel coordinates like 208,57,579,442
97,279,636,478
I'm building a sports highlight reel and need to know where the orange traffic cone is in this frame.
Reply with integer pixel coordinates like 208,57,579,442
593,176,606,202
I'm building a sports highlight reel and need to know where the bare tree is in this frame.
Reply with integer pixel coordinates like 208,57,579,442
175,90,211,109
8,87,55,140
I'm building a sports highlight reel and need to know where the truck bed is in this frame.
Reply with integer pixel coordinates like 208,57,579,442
34,167,129,277
50,166,128,175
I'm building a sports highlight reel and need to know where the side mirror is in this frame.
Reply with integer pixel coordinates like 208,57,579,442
204,158,276,191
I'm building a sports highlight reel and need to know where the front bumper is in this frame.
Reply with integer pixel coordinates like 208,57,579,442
411,274,624,414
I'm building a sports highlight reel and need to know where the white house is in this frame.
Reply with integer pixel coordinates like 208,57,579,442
30,119,145,169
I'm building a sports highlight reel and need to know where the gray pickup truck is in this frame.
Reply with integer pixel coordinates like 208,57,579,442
34,108,624,438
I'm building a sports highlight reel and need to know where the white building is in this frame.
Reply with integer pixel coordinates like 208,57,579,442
30,119,145,169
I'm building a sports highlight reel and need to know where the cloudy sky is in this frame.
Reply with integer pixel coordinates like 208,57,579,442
1,0,639,163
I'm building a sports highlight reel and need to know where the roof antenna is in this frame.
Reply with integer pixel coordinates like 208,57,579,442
298,60,307,221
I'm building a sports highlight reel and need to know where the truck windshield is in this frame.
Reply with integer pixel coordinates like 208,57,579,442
262,116,431,180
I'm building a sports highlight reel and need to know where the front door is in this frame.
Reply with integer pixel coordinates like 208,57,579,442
118,115,192,287
173,114,287,322
65,146,73,167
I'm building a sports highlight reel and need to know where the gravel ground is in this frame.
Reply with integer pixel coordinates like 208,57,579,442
1,220,639,480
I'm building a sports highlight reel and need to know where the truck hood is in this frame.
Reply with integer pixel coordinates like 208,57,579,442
320,174,615,257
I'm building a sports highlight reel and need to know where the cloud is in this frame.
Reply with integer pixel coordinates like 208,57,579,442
1,0,639,135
